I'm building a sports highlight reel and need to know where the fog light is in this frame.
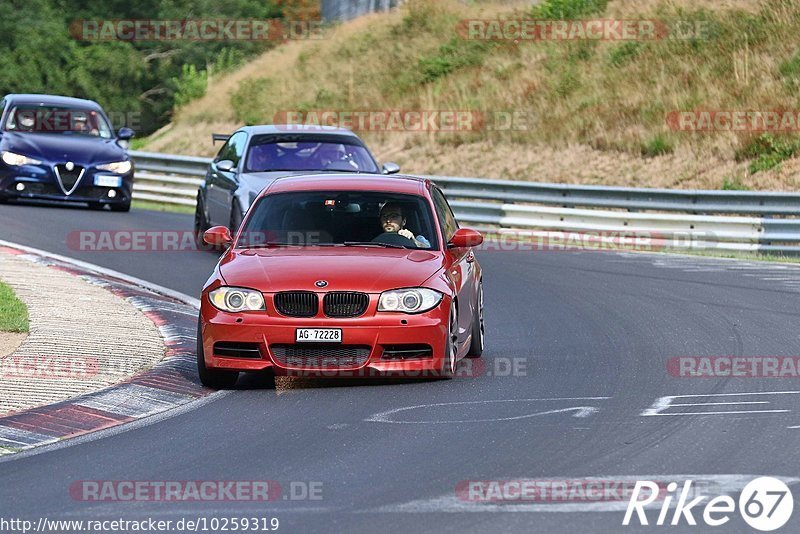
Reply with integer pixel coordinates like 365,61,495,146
15,183,25,191
107,189,117,198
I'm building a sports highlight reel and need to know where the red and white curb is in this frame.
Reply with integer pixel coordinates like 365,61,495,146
0,241,211,456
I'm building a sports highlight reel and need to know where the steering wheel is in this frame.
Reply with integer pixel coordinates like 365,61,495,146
371,232,415,247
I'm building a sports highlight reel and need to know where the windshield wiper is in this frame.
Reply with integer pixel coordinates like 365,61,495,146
239,242,339,249
238,242,300,249
342,241,407,249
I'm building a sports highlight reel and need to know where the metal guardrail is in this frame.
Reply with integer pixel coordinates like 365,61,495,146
128,150,800,254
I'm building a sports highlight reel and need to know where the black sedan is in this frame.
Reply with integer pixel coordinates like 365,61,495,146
194,125,400,241
0,94,135,211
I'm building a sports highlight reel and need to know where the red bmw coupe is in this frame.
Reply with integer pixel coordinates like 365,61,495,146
197,173,484,388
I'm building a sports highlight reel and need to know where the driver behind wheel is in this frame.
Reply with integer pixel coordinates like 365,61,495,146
379,202,431,248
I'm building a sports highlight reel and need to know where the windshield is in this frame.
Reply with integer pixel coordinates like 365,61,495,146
238,191,439,250
3,106,114,138
244,135,379,173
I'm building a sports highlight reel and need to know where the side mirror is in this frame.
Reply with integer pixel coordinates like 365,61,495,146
382,162,400,175
448,227,483,248
217,160,235,172
204,226,233,247
117,127,135,140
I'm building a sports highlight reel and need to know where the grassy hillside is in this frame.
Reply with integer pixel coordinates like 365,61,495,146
142,0,800,191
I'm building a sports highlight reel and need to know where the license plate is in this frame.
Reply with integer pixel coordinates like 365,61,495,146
295,328,342,343
94,175,122,188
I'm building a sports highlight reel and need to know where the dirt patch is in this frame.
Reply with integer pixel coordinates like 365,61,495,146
0,332,26,359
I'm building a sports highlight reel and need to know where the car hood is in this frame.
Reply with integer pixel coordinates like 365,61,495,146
219,247,444,293
1,132,125,165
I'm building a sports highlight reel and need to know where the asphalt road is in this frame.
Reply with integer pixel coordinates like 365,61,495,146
2,201,800,533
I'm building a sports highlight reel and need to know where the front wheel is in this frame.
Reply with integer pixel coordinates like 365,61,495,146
110,199,131,212
440,301,458,379
466,282,484,358
194,194,210,248
229,199,243,234
197,317,239,389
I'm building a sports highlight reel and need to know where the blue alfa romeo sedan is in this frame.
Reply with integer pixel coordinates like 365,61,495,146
0,94,135,211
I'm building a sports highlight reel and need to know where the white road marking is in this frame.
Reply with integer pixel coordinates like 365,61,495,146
669,401,769,407
642,391,800,416
647,410,790,416
365,397,609,424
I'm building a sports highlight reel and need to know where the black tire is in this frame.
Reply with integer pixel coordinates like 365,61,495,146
110,199,131,212
440,301,458,379
229,199,243,235
196,317,239,389
466,282,484,358
194,194,211,248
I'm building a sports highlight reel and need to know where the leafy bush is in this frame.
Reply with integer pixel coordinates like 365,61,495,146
231,78,274,124
608,42,642,67
0,0,284,135
417,37,496,84
722,176,750,190
779,51,800,87
737,134,800,174
533,0,608,19
172,65,208,108
641,135,674,157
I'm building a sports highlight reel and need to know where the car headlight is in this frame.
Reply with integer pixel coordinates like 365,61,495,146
209,287,266,313
1,151,41,166
97,161,132,174
378,288,443,314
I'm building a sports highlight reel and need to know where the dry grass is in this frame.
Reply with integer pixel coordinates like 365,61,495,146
142,0,800,190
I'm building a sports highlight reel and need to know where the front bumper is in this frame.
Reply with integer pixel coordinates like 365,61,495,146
200,297,450,377
0,164,132,205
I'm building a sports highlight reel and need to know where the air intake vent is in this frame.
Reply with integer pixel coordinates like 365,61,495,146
323,292,369,318
274,291,318,317
381,345,433,360
213,342,262,359
271,344,371,368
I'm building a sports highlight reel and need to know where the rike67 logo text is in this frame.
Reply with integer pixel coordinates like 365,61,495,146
623,477,793,531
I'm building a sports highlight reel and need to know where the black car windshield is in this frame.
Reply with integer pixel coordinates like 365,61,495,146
3,106,114,138
243,135,380,173
238,191,439,250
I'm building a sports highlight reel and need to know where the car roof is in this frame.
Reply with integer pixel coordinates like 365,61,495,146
3,94,103,110
262,173,430,197
238,124,363,138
